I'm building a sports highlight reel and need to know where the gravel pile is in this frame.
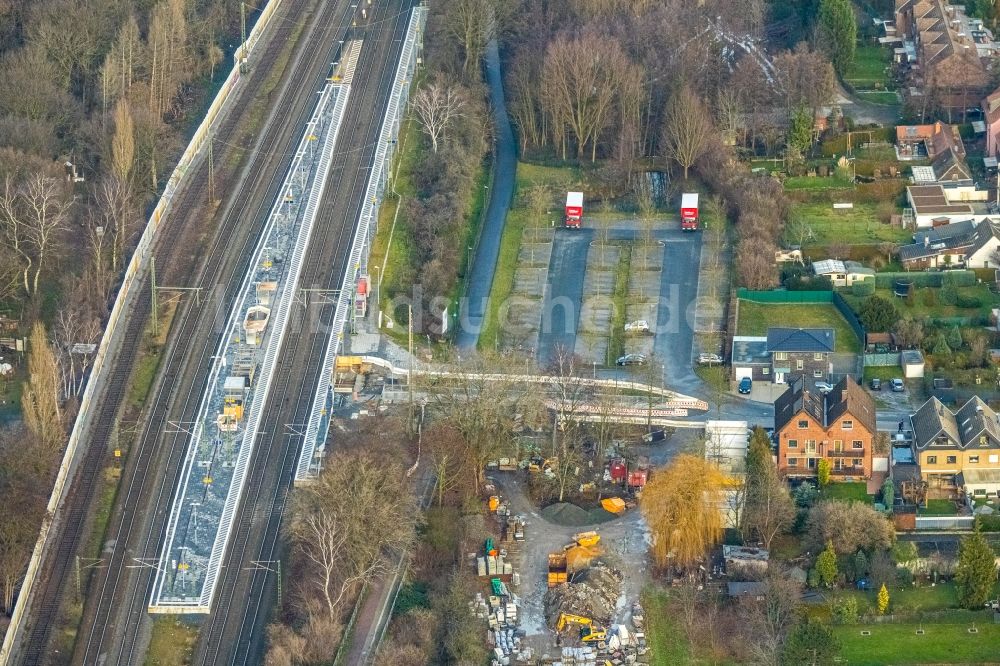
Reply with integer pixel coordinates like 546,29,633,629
541,502,620,526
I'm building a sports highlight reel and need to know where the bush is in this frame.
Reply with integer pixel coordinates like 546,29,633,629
975,514,1000,532
942,270,976,287
955,295,982,309
852,279,875,296
939,288,958,306
831,596,859,624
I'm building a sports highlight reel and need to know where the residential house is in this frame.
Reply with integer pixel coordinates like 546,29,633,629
767,327,835,384
731,336,771,382
906,184,991,228
898,218,1000,268
895,121,965,161
775,376,876,481
812,259,876,287
930,147,973,185
984,87,1000,157
909,396,1000,496
895,0,995,116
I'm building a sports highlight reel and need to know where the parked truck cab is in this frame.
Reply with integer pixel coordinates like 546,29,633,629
681,192,699,231
565,191,583,228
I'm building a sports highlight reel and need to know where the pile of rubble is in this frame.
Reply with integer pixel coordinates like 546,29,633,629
543,562,623,627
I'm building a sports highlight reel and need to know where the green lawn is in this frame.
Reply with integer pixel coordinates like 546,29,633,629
834,623,1000,665
829,582,962,615
516,161,583,191
478,208,527,351
787,202,910,247
819,481,870,503
844,286,996,319
737,301,861,353
844,45,893,89
783,175,854,190
920,499,960,516
643,588,734,665
864,365,902,383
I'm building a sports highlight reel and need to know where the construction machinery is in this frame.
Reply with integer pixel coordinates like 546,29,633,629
570,531,600,548
547,553,568,587
555,613,607,643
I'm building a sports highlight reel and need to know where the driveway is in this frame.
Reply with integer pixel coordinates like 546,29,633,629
651,231,702,397
456,39,516,350
834,81,901,126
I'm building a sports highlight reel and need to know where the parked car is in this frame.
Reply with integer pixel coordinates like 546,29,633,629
891,378,905,392
738,377,752,394
624,319,651,334
985,599,999,610
642,429,666,443
814,381,834,394
869,378,881,391
698,353,723,365
616,353,647,366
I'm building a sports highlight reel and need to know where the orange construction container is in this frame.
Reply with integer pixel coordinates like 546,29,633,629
488,495,500,512
601,497,626,514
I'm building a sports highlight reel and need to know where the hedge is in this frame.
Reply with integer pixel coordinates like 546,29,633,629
873,272,944,288
942,270,977,287
869,271,976,289
852,279,875,296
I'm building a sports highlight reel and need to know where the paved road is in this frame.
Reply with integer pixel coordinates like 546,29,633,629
835,81,901,126
455,38,517,350
536,229,592,366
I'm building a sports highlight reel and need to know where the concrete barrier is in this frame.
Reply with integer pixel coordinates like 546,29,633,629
0,1,285,661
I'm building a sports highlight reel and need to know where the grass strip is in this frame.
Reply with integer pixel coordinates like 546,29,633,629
607,243,632,362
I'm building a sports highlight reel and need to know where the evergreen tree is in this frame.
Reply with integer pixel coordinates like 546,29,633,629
947,326,964,351
817,540,838,587
782,619,841,665
787,106,814,154
818,0,857,76
955,531,998,608
878,583,890,614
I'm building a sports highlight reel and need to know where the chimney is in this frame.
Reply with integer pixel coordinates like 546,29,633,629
925,235,930,247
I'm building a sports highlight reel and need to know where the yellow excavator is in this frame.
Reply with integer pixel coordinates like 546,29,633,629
555,613,608,643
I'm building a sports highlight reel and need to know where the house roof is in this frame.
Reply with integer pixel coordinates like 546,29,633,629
932,147,972,182
983,87,1000,124
896,0,991,89
731,336,769,365
968,219,1000,257
767,328,835,353
727,582,766,597
914,219,977,244
958,468,1000,485
812,259,876,277
907,184,975,217
774,376,875,435
899,223,979,262
910,396,1000,450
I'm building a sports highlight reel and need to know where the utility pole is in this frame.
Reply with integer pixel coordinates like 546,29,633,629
208,133,215,205
150,255,158,337
408,304,414,434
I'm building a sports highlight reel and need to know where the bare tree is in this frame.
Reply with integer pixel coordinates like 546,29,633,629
441,0,514,79
411,81,466,153
424,422,470,506
287,451,417,620
20,174,72,294
0,175,33,295
661,84,714,179
542,33,633,161
741,574,802,666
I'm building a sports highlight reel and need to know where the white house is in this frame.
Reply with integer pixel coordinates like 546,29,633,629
812,259,876,287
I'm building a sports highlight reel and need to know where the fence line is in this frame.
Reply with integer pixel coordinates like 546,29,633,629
0,1,285,661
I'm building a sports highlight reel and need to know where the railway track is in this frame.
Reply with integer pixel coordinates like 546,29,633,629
192,1,415,662
13,1,364,664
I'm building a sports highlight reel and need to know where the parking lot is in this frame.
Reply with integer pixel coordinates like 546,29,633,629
537,218,702,386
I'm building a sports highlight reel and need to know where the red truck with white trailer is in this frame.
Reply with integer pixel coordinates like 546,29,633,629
565,191,583,228
680,192,699,231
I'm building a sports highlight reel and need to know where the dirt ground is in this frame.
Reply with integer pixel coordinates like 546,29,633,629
488,429,699,659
